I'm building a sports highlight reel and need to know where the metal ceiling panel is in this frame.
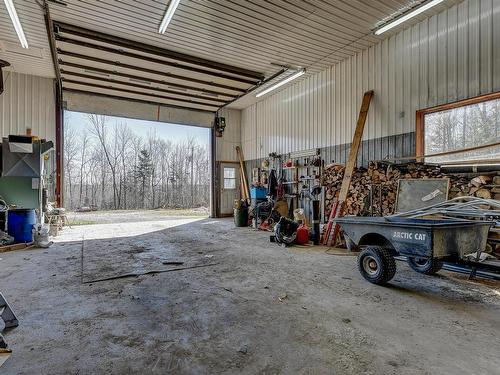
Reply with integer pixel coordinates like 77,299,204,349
1,0,461,107
0,1,53,77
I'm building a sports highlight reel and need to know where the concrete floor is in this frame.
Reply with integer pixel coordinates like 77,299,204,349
1,213,499,374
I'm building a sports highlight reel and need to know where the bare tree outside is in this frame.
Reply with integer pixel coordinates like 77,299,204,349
424,97,500,162
63,113,210,211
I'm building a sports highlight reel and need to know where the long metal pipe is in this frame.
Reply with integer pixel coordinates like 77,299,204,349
441,165,500,173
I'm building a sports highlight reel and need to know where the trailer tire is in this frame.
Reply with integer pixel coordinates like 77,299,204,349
407,257,442,275
357,246,396,285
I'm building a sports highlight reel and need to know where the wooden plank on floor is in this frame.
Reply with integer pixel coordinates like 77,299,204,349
0,242,35,253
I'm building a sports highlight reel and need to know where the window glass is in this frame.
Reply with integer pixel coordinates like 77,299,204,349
223,167,236,189
424,97,500,163
224,168,235,178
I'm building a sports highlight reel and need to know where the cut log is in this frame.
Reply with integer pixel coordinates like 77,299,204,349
475,189,492,199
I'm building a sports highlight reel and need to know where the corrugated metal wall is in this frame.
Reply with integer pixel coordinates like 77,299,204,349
241,0,500,161
217,108,241,161
0,72,56,142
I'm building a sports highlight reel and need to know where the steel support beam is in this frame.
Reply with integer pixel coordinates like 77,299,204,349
217,68,289,110
53,21,264,81
55,81,63,207
43,0,64,207
43,0,61,82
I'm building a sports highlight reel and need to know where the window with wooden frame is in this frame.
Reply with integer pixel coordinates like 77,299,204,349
416,92,500,164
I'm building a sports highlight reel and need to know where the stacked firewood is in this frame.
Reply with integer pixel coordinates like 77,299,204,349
449,175,500,200
322,162,500,217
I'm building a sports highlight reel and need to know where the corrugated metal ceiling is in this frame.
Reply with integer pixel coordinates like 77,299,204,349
0,0,461,110
0,1,53,77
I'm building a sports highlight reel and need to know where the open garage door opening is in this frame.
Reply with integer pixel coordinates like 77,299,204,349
63,110,211,225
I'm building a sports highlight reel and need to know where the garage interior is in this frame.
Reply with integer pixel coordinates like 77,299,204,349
0,0,500,373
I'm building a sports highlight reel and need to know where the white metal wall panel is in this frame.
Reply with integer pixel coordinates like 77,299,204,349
0,72,55,141
216,108,241,162
494,0,500,90
240,0,500,161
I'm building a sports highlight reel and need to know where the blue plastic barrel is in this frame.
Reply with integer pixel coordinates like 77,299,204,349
7,209,36,243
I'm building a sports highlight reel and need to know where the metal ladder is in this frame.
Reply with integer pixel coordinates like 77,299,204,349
0,292,19,352
0,293,18,330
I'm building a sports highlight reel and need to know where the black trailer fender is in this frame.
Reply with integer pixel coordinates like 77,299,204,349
358,233,396,254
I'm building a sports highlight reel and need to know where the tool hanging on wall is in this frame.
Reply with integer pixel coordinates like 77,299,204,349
252,168,260,185
323,90,374,247
214,116,226,137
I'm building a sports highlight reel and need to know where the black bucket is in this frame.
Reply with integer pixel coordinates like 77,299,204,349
234,208,248,227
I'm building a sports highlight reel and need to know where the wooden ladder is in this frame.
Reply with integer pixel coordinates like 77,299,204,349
323,90,374,247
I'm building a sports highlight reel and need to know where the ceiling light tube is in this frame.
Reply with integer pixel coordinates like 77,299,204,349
159,0,181,34
3,0,28,48
374,0,444,36
256,69,305,98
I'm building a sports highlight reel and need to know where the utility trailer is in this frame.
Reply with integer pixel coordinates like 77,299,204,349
335,217,496,284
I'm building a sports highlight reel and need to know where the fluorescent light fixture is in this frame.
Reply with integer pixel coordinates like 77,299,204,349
159,0,181,34
374,0,444,35
256,69,305,98
3,0,28,48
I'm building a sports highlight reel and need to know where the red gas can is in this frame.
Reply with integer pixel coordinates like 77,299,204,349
295,225,310,245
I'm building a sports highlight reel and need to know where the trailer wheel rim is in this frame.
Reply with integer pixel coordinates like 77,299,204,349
414,258,429,267
362,256,379,275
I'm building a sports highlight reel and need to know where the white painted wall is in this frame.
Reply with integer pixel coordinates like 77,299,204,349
241,0,500,160
0,72,56,141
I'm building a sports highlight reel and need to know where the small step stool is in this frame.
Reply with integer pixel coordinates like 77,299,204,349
0,293,18,329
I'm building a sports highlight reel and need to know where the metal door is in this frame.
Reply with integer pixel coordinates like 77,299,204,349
219,163,240,216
